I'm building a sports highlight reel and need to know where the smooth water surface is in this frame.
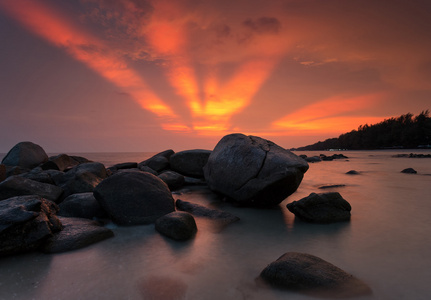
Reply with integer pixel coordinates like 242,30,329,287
1,150,431,299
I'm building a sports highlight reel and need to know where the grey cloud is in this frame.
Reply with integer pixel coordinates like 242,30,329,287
243,17,281,34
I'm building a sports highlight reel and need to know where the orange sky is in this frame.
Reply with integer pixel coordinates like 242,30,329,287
0,0,430,152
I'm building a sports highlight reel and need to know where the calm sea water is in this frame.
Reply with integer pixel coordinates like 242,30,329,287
1,150,431,300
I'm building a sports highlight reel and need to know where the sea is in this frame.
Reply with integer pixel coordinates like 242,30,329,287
1,149,431,300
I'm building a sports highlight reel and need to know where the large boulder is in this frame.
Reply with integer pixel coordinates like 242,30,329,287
259,252,371,297
93,171,175,225
58,192,107,219
155,211,197,240
41,217,114,253
286,192,351,223
1,141,48,169
203,134,309,207
0,195,62,257
0,176,64,202
170,149,212,178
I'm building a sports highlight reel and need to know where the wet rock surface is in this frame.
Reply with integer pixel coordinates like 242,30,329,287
170,149,211,178
204,134,309,207
58,192,107,219
287,192,351,223
176,199,240,226
41,216,114,253
0,195,62,257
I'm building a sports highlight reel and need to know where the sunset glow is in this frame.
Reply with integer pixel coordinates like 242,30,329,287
0,0,430,151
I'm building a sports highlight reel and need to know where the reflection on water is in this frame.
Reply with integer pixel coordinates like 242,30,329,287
0,150,431,299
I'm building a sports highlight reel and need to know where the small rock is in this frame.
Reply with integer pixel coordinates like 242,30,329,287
318,184,346,189
286,192,351,223
138,150,174,173
401,168,417,174
155,211,197,240
158,171,185,190
305,156,322,163
346,170,360,175
41,217,114,253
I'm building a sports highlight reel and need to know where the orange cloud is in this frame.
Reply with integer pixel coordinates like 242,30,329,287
0,0,182,123
273,93,387,134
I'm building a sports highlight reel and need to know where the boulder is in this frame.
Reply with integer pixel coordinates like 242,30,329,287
158,171,185,190
138,165,158,175
4,165,30,177
94,171,175,225
0,176,64,202
138,150,174,173
176,199,240,226
155,211,197,240
170,149,212,178
41,217,114,253
203,134,309,207
58,192,107,219
53,162,107,199
41,154,81,171
0,195,62,257
286,192,351,223
1,141,48,169
401,168,417,174
259,252,371,297
0,164,6,182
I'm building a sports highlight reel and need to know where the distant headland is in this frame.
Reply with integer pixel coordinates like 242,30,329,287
294,110,431,151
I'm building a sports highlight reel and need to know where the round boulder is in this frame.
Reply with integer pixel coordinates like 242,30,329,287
286,192,351,223
155,211,197,240
203,134,309,207
2,141,48,169
93,171,175,225
259,252,371,297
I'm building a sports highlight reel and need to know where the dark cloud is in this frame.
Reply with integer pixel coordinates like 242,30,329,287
243,17,281,34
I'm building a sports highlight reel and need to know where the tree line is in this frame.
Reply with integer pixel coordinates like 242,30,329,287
295,110,431,150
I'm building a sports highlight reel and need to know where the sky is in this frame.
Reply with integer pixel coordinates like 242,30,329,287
0,0,430,153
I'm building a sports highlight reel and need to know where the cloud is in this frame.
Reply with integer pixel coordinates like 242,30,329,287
243,17,281,34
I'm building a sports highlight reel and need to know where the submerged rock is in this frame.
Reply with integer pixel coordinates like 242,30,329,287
1,141,48,169
94,171,175,225
203,134,309,207
155,211,197,240
259,252,371,297
286,192,351,223
0,176,63,202
41,217,114,253
346,170,360,175
0,195,62,257
170,149,212,178
176,199,240,226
